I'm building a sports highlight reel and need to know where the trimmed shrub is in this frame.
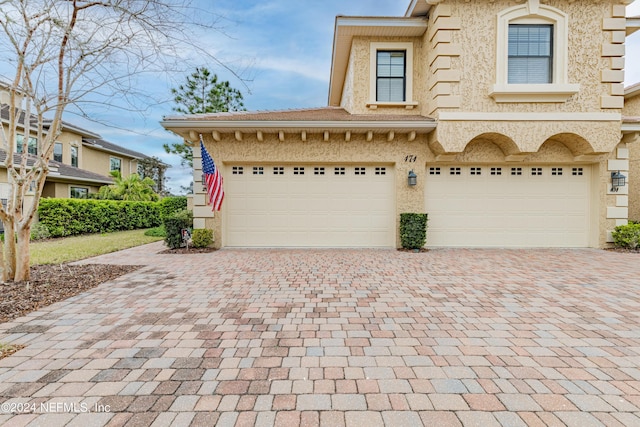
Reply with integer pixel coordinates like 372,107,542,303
192,228,213,248
159,196,188,220
163,209,193,249
400,213,428,249
612,222,640,250
30,222,51,241
38,198,162,237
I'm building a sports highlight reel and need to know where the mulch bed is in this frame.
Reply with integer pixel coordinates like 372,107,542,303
159,247,218,254
0,264,139,324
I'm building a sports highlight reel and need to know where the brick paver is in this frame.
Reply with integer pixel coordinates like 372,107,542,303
0,242,639,425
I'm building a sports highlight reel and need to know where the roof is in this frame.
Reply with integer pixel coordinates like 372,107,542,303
0,149,113,185
328,16,427,106
83,138,149,160
161,107,437,141
625,82,640,98
164,107,432,122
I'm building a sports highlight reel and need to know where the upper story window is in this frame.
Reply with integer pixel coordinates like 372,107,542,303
70,146,78,167
508,24,553,84
110,157,121,173
53,142,63,162
490,2,579,103
376,51,406,102
368,42,416,109
16,134,37,155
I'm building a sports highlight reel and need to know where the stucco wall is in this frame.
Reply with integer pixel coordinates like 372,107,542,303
625,94,640,117
449,0,614,114
628,135,640,221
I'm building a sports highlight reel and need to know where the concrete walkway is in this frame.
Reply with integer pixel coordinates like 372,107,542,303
0,243,639,426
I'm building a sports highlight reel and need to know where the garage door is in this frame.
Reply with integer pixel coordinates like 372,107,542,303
225,165,395,247
424,165,590,247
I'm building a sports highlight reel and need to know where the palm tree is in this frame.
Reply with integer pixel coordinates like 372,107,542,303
97,171,160,202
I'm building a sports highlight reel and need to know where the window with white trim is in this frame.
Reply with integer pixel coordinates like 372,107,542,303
110,157,121,173
369,42,415,108
71,146,78,167
490,2,579,103
53,142,63,163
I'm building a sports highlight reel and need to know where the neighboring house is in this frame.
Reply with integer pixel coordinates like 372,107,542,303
0,104,167,201
162,0,640,249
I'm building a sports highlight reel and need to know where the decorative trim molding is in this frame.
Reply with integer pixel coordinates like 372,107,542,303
438,112,621,121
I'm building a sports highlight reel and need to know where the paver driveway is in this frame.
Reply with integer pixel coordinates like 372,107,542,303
0,244,639,426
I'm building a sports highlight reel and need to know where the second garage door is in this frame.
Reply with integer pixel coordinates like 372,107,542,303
424,165,591,247
225,165,395,247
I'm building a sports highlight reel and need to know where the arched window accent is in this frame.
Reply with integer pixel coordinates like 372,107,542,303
490,0,579,103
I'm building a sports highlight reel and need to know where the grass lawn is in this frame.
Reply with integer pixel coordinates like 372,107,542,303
30,229,164,265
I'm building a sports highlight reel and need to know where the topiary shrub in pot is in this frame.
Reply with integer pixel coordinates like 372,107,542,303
400,213,428,250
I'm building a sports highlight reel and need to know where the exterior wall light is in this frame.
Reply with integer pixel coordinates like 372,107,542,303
611,171,626,192
408,170,417,186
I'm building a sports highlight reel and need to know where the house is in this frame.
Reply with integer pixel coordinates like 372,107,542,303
0,104,167,202
162,0,640,249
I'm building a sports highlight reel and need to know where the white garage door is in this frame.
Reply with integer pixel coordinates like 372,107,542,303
225,165,395,247
424,165,591,247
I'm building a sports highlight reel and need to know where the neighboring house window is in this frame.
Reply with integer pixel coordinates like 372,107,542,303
16,134,37,155
70,187,88,199
71,146,78,167
508,24,553,84
376,51,406,102
53,142,63,162
368,42,414,106
110,157,121,173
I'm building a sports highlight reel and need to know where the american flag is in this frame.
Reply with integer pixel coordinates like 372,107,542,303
200,137,224,211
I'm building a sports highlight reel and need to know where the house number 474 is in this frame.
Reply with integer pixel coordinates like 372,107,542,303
404,155,417,163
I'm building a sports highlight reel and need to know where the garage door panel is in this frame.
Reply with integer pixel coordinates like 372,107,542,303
225,165,395,247
425,164,590,247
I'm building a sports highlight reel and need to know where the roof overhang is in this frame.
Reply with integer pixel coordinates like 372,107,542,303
627,16,640,36
83,142,144,160
405,0,433,18
46,172,113,185
328,16,427,107
161,118,437,141
625,82,640,99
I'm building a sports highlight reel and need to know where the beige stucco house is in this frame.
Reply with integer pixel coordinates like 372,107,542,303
0,104,162,202
162,0,640,249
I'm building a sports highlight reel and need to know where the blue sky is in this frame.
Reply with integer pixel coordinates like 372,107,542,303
20,1,640,194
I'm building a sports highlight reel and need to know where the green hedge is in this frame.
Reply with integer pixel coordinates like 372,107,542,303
38,198,162,237
159,196,188,219
163,209,193,249
400,213,428,249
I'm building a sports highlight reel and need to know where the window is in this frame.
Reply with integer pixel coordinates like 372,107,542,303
273,167,284,175
531,167,543,176
232,166,244,175
508,25,553,84
375,167,386,175
16,134,37,155
70,187,88,199
429,167,441,175
294,167,304,175
511,167,522,176
252,166,264,175
53,143,63,162
491,167,502,176
369,42,415,107
334,167,345,175
376,51,405,102
552,167,563,176
314,167,325,175
70,146,78,167
490,3,578,102
450,167,461,175
355,167,366,175
470,167,482,176
110,157,121,173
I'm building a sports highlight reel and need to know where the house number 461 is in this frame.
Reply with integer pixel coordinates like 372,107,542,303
404,155,417,163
